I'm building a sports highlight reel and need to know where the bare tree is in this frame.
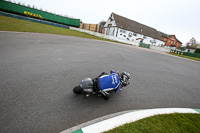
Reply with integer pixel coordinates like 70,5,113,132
190,37,197,46
186,38,197,49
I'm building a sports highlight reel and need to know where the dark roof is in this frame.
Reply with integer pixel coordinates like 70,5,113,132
159,31,169,38
112,13,163,41
159,31,182,44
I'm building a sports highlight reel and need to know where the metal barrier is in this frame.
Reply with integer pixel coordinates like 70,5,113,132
170,49,200,58
0,0,80,27
139,43,150,49
0,11,69,29
183,52,200,58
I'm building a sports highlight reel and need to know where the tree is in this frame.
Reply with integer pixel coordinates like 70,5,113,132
195,48,200,54
186,37,197,49
190,38,197,46
180,47,186,51
99,20,106,26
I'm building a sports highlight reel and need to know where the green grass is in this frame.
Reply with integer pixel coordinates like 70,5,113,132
0,15,126,44
169,53,200,61
104,113,200,133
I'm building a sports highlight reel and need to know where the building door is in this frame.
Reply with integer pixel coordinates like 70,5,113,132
106,24,112,35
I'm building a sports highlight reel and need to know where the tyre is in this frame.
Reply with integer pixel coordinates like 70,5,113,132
73,86,83,94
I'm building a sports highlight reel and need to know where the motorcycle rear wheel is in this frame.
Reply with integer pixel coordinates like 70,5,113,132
73,86,83,94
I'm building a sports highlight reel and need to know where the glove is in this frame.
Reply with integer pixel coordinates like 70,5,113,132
100,90,111,100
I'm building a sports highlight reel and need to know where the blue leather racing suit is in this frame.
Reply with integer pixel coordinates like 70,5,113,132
98,70,122,99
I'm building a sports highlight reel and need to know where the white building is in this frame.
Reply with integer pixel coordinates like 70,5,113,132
104,13,165,46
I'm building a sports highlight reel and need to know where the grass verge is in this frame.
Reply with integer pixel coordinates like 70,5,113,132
104,113,200,133
0,15,127,45
169,53,200,62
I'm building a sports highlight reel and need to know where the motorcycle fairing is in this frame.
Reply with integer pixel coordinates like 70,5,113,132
80,78,93,91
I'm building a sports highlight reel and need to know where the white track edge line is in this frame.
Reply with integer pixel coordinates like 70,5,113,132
81,108,199,133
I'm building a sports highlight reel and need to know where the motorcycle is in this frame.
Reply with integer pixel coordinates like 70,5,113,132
73,71,130,100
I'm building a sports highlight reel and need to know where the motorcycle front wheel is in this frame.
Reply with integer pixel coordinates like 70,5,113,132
73,86,83,94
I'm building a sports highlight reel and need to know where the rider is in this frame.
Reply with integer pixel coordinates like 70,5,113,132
95,70,131,100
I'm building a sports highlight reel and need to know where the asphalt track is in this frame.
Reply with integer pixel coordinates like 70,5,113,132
0,32,200,133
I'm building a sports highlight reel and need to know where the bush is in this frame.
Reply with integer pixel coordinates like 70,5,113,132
195,48,200,54
180,47,186,51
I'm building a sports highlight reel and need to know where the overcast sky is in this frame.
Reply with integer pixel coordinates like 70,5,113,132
12,0,200,45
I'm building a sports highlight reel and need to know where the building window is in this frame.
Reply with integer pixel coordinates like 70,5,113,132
150,39,156,44
120,29,126,33
111,28,115,36
143,36,147,39
106,28,110,35
128,32,132,37
133,33,137,36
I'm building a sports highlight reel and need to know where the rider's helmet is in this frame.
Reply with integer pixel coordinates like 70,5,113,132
120,72,131,87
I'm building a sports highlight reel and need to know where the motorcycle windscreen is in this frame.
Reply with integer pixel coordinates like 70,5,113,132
80,78,93,90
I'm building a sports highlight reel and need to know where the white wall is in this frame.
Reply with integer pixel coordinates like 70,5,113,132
103,13,165,47
115,28,165,47
184,49,195,53
104,14,118,37
105,27,115,36
69,27,168,54
104,14,117,27
70,27,139,46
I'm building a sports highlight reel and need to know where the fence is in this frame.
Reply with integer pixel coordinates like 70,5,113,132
183,52,200,58
139,43,150,48
0,0,80,27
170,49,200,58
79,23,105,34
0,11,69,29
